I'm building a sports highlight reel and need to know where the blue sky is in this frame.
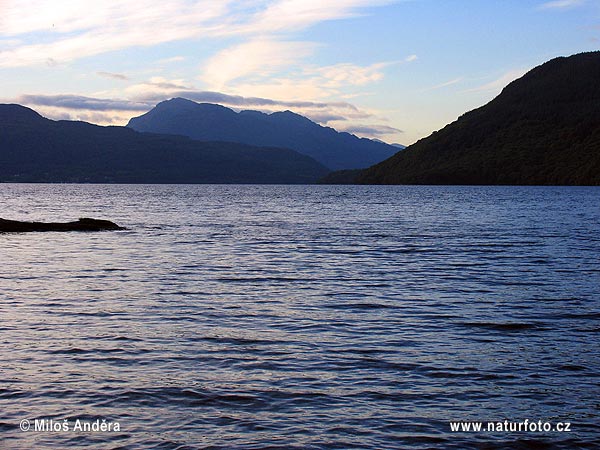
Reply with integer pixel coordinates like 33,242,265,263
1,0,598,145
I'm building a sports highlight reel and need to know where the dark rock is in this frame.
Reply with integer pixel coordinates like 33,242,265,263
0,217,125,233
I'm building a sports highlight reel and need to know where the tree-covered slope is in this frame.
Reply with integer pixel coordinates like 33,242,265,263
0,105,329,184
358,52,600,185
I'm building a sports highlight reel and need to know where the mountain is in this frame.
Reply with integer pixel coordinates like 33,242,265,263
0,104,329,184
356,52,600,185
127,98,398,170
373,139,405,150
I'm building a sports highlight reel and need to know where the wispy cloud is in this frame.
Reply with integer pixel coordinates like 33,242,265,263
156,56,186,65
312,62,391,87
539,0,586,9
97,71,129,81
0,1,229,67
336,123,403,137
233,0,399,34
467,68,529,93
421,77,464,92
201,38,403,103
202,39,317,89
0,0,398,67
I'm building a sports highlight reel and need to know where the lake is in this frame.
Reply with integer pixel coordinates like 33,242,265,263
1,184,599,449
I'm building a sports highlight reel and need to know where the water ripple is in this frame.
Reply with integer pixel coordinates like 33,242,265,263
1,184,599,449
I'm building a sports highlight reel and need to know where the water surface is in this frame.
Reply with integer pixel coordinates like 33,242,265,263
1,184,599,449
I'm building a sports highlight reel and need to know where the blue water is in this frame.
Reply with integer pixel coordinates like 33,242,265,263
0,184,599,449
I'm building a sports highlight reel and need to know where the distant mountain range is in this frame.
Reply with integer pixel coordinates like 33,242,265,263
345,52,600,185
0,105,329,184
127,98,398,170
4,52,598,186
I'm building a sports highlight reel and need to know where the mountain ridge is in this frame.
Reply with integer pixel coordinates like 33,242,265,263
127,99,398,170
0,104,329,184
346,51,600,185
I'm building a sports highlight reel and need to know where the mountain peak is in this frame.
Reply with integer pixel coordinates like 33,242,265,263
269,110,314,125
156,98,233,113
496,51,600,105
0,104,46,123
128,99,398,170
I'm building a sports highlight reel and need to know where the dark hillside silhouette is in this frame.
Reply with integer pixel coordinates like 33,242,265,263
0,104,329,184
352,52,600,185
127,98,397,170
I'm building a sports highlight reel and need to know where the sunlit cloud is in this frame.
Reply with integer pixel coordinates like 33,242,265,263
156,56,186,65
236,0,399,33
0,1,230,67
201,39,401,104
312,62,389,87
206,56,404,100
0,0,398,67
201,39,317,89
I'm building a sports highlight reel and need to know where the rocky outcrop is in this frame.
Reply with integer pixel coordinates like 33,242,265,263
0,217,125,232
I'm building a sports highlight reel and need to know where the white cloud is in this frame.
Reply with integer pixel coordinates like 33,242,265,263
539,0,585,9
201,39,317,89
211,60,397,106
200,38,400,99
0,1,230,67
312,62,389,87
0,0,105,35
237,0,398,33
421,77,464,92
156,56,186,65
0,0,398,67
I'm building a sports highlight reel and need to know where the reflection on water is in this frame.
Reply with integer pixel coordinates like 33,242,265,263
1,184,599,449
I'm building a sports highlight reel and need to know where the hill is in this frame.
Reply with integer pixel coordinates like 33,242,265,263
127,98,398,170
0,104,329,184
357,52,600,185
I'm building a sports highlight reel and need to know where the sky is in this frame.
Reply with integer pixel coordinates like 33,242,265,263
1,0,599,145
